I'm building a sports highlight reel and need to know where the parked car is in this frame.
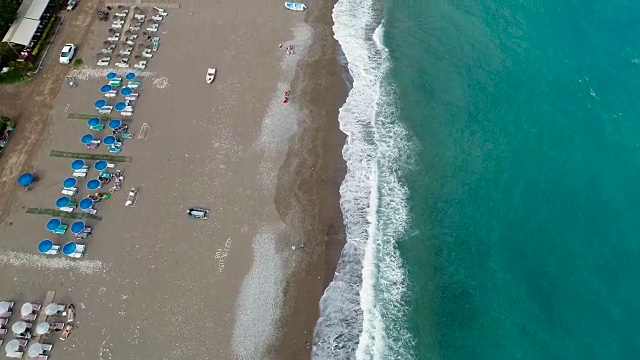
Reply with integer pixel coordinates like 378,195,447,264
66,0,77,11
59,44,76,64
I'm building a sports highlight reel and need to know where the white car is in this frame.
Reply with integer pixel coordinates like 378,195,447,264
59,44,76,64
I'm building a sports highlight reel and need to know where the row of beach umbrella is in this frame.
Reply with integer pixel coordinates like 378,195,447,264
81,133,121,146
87,117,123,129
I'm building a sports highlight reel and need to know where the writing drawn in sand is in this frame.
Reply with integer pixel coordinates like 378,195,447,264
215,238,233,273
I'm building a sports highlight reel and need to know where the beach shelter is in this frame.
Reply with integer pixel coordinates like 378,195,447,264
44,303,64,316
71,221,86,234
38,239,54,254
114,102,127,111
17,173,34,187
103,135,116,145
94,99,107,109
55,196,71,208
4,339,20,353
27,343,43,358
121,87,133,96
46,218,61,232
87,117,101,127
35,322,50,335
79,198,94,209
0,301,11,313
11,321,28,334
71,159,86,170
94,160,108,171
63,177,77,189
62,242,77,256
20,303,37,316
100,84,112,93
81,134,94,145
106,72,117,80
86,179,101,191
125,72,136,80
108,119,122,129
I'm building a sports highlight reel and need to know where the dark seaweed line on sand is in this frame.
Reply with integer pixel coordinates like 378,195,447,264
49,150,132,162
25,207,102,221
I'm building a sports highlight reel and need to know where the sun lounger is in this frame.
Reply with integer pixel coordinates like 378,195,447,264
111,23,123,30
0,311,11,318
115,62,130,68
121,133,134,139
108,79,122,85
69,245,86,259
108,147,122,154
82,208,97,215
97,60,110,66
152,15,164,21
107,162,116,168
104,90,117,98
17,339,28,346
128,81,142,88
99,106,113,114
59,207,74,213
134,13,145,20
41,344,52,351
0,328,6,335
6,351,22,358
61,187,77,195
134,63,147,70
91,124,105,131
72,172,86,178
21,312,36,321
0,318,7,325
43,245,61,255
115,12,128,17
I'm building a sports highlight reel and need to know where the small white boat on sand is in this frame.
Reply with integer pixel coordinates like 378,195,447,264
284,2,307,11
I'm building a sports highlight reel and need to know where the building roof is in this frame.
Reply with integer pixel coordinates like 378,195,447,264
1,18,40,46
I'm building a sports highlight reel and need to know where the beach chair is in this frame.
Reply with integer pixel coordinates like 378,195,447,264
106,162,116,168
91,124,105,131
0,318,7,325
104,90,117,98
53,225,67,235
0,328,6,335
21,312,36,321
59,207,74,213
72,172,86,178
43,245,61,255
6,351,22,358
69,245,86,258
108,146,122,154
35,355,48,360
97,60,110,67
82,208,97,215
99,172,111,178
121,133,134,139
121,111,133,117
0,311,10,319
98,106,113,114
41,344,52,351
128,81,141,88
61,188,77,196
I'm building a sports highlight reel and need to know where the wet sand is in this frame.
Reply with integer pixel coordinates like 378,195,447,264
0,0,338,358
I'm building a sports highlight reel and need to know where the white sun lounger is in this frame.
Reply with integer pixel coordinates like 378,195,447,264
43,245,61,255
97,60,110,66
99,106,113,114
61,188,77,196
59,207,74,213
104,90,117,97
152,15,164,21
72,172,86,178
68,244,86,258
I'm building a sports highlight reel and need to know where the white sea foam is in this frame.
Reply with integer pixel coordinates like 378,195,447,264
312,0,415,358
0,249,109,275
231,225,285,359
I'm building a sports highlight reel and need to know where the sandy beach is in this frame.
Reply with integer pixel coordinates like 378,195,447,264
0,0,346,359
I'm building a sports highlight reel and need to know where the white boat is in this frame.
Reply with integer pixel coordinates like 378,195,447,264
284,2,307,11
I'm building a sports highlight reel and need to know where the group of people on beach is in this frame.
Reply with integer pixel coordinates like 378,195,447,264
278,43,296,55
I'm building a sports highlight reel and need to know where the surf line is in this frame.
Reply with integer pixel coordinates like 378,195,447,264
215,238,233,273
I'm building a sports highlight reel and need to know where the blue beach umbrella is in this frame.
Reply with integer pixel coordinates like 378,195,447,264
100,84,112,93
62,242,77,255
94,99,107,109
55,196,71,208
71,221,85,234
120,87,133,96
79,198,94,210
86,179,100,191
87,117,101,127
103,135,116,145
63,177,77,188
106,72,117,80
114,102,127,111
70,159,85,170
17,173,34,187
125,72,136,80
81,134,94,145
94,160,108,171
46,218,61,232
38,239,54,254
108,119,122,129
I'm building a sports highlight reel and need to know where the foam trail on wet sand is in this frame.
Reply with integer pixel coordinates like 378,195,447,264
0,249,109,275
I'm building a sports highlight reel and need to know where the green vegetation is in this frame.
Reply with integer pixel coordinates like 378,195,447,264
25,207,102,221
67,113,132,123
49,150,132,163
0,0,19,35
0,66,23,83
72,58,83,68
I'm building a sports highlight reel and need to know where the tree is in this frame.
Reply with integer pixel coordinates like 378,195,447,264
0,0,20,34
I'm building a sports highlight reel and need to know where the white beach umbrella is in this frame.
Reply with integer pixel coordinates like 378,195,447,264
11,321,28,334
4,339,20,353
35,322,51,335
0,301,11,313
44,303,64,316
20,303,34,316
27,343,43,357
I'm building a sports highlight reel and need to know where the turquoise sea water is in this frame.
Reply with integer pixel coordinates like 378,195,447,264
385,1,640,358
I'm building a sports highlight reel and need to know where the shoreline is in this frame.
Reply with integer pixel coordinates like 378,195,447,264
271,0,349,357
